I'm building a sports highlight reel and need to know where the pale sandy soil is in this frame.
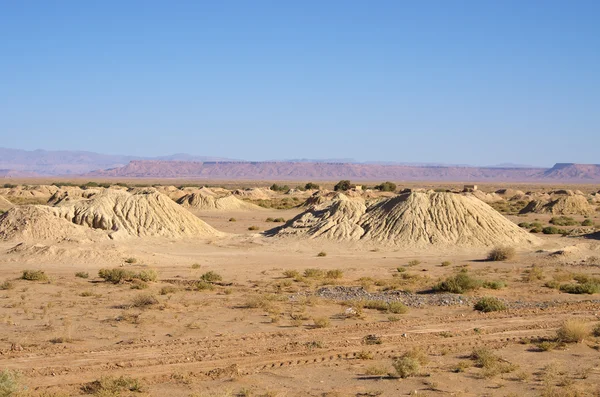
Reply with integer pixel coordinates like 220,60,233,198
1,190,600,396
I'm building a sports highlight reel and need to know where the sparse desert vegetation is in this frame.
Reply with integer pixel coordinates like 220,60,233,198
0,181,599,396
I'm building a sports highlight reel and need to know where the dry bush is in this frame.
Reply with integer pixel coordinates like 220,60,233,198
365,365,388,376
159,286,177,295
487,247,516,261
470,347,516,378
556,319,589,343
312,317,330,328
98,268,158,284
317,251,327,257
124,257,137,264
82,375,144,394
130,293,158,308
0,369,20,396
196,281,215,291
282,270,300,278
474,297,507,312
392,348,428,378
200,271,222,283
434,271,482,293
75,271,89,279
0,280,14,290
303,268,324,278
248,226,259,231
21,270,49,282
325,269,343,279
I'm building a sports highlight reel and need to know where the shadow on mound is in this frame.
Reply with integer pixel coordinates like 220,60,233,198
583,232,600,240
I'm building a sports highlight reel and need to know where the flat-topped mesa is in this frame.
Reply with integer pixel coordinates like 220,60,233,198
269,192,540,248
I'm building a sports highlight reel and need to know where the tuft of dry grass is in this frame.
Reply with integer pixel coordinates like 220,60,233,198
556,319,589,343
487,247,516,261
312,317,330,328
392,348,428,378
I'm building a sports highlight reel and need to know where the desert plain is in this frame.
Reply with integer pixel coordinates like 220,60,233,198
0,180,599,397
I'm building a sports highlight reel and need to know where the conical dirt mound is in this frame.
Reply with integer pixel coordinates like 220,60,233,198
54,188,222,239
0,196,14,212
0,206,104,242
273,193,366,240
270,192,539,247
177,192,263,211
520,195,595,216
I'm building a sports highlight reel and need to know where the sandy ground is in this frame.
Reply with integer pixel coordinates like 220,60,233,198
1,202,600,396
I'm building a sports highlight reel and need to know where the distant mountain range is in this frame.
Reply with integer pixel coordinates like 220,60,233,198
89,161,600,182
1,148,599,182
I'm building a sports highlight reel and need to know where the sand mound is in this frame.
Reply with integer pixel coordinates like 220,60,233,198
0,206,104,242
0,196,14,212
54,189,222,239
301,191,338,207
520,195,595,216
0,185,59,198
468,191,504,203
494,189,525,198
48,187,101,206
274,193,367,240
233,188,273,200
178,192,263,211
270,192,539,247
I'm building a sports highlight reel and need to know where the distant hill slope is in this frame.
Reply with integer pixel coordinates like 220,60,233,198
0,147,238,175
84,160,597,182
88,161,600,181
541,163,600,180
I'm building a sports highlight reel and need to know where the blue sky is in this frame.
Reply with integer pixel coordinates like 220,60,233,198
1,1,598,166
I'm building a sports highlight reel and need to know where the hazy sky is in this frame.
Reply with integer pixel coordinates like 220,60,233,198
1,1,598,166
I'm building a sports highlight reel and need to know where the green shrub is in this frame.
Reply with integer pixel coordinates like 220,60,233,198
374,181,397,192
191,263,201,269
582,219,594,227
543,226,568,235
334,180,354,191
441,261,451,267
486,247,516,261
559,282,600,294
248,226,259,231
474,297,507,312
434,272,483,294
550,216,578,226
98,268,158,284
305,182,320,190
21,270,49,282
196,281,215,291
270,184,290,192
75,271,89,279
388,302,408,314
273,217,285,222
407,259,421,267
518,222,531,228
138,269,158,282
200,271,222,283
265,217,275,222
124,257,137,264
83,376,144,394
317,251,327,257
